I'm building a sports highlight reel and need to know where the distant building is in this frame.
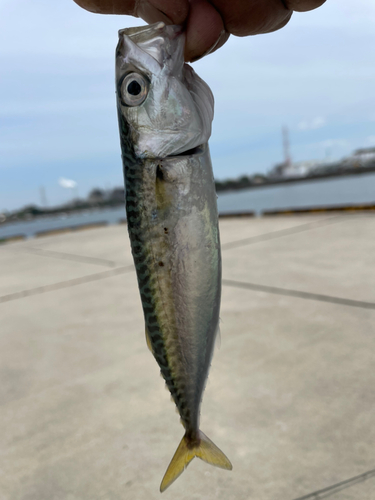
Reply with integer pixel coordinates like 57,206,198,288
269,160,326,179
251,174,267,184
88,189,105,204
342,147,375,168
269,145,375,180
353,146,375,158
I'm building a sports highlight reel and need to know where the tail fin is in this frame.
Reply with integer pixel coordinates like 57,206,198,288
160,430,232,492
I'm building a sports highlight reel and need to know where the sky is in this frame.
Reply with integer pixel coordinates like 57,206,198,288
1,0,375,211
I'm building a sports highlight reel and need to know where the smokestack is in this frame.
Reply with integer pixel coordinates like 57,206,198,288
282,126,292,166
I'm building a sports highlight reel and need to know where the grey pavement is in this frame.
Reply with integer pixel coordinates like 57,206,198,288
1,215,375,500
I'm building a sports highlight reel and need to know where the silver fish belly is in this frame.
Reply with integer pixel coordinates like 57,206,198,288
116,22,232,492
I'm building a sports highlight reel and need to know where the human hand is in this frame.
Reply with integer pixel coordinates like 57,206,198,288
73,0,326,62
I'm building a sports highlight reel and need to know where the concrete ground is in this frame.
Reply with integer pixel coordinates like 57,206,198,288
1,214,375,500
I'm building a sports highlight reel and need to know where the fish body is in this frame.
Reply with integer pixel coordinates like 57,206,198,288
116,22,232,491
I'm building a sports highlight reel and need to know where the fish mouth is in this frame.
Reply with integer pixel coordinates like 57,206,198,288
165,144,205,159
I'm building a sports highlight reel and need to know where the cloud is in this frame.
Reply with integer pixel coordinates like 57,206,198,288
303,138,349,155
318,139,348,149
2,0,375,210
59,178,77,189
298,116,326,130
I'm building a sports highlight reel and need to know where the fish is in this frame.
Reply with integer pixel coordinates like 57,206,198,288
115,22,232,492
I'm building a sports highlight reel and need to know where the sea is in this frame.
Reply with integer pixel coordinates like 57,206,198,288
1,172,375,240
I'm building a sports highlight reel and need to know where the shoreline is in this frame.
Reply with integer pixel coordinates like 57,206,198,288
1,202,375,245
216,165,375,194
2,167,375,228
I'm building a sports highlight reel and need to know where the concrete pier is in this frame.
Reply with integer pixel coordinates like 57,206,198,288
1,214,374,500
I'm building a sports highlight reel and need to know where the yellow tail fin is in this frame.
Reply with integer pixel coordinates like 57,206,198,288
160,430,232,492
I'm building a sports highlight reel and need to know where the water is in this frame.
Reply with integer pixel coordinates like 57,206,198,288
1,173,375,239
0,207,126,239
218,172,375,214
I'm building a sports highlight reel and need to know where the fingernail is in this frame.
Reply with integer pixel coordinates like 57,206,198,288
189,30,229,63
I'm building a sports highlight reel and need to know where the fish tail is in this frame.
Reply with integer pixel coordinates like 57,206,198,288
160,430,232,492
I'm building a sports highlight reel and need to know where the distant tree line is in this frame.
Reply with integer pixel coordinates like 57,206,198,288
3,187,126,223
5,156,375,224
4,177,271,223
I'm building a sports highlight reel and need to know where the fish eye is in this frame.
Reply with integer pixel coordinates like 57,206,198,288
120,72,148,107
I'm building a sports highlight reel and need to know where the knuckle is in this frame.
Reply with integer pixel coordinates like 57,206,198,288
213,0,291,37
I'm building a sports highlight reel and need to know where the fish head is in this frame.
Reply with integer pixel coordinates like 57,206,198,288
116,23,214,159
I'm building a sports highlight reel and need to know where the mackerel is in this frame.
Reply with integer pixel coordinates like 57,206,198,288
116,22,232,492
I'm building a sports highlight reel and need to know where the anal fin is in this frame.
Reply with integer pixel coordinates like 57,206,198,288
145,326,153,353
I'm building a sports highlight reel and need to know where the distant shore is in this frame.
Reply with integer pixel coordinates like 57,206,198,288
2,166,375,228
215,164,375,193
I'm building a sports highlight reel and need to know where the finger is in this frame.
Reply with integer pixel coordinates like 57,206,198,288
136,0,189,25
184,0,228,62
265,10,293,33
72,0,136,14
211,0,292,36
73,0,189,22
285,0,326,12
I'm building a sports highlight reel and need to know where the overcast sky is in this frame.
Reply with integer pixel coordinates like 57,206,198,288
1,0,375,210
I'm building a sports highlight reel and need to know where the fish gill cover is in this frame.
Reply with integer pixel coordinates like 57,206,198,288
116,22,214,158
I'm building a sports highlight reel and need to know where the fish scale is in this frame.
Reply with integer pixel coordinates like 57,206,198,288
127,186,191,424
119,114,189,424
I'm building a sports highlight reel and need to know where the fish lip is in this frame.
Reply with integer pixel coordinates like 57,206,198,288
165,144,205,159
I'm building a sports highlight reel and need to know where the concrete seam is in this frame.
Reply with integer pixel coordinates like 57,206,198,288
221,216,349,251
291,467,375,500
222,279,375,310
0,265,134,304
21,246,118,268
